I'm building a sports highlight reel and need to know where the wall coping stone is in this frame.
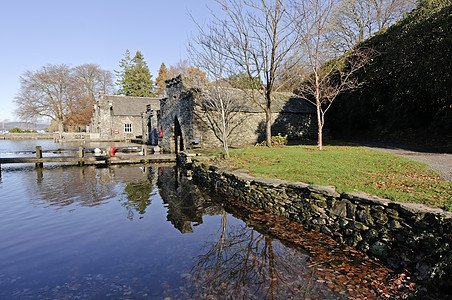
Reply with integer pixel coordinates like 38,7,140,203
308,184,341,198
284,182,310,189
344,192,391,206
250,177,290,187
232,169,250,174
394,202,452,219
233,173,256,181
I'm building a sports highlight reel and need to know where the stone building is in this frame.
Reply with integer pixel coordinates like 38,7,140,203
91,94,161,143
159,75,316,153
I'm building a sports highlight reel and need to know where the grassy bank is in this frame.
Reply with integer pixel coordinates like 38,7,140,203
201,145,452,211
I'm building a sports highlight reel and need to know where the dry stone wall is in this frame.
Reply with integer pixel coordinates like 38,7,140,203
186,157,452,291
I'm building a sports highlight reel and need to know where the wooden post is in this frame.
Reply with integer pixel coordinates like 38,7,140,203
36,168,43,183
78,146,84,166
36,146,43,168
106,148,111,165
142,145,148,163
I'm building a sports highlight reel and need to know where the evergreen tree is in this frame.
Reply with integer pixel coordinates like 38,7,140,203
115,50,155,97
155,63,169,96
115,50,133,96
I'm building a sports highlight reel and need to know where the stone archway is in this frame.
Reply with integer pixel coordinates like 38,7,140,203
174,117,184,154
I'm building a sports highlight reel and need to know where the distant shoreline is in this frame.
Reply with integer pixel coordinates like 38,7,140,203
0,133,55,140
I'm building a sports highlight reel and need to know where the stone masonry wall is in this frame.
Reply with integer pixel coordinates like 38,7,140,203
111,115,142,140
187,157,452,291
160,77,195,152
193,108,315,148
161,75,316,152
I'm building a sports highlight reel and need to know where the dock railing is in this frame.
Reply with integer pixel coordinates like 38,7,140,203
0,145,176,170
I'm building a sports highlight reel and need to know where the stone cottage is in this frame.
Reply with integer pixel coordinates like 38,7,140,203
91,94,161,143
159,75,316,153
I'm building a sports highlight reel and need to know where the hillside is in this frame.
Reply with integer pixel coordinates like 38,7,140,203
328,0,452,150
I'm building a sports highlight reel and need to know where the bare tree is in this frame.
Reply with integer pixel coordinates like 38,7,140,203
296,0,372,150
15,63,114,132
167,59,191,78
189,34,246,157
192,0,306,146
327,0,415,52
199,87,246,157
69,64,115,127
167,59,210,88
15,64,72,136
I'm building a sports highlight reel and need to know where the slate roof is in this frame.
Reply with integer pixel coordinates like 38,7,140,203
103,95,161,116
196,87,315,114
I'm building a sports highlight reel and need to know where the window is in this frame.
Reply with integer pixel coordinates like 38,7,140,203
124,123,132,133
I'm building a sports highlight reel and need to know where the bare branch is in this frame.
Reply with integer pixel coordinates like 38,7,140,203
295,0,373,150
14,63,114,132
190,0,306,146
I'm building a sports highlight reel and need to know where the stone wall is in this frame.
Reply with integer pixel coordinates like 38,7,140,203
110,115,142,140
91,94,161,141
193,108,315,148
160,77,195,153
161,76,316,152
187,158,452,291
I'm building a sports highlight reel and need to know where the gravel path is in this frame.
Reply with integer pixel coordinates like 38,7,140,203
359,143,452,181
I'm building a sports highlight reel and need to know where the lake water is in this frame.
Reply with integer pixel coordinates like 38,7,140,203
0,140,403,299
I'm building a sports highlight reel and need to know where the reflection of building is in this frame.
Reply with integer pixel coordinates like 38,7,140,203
91,94,161,144
157,166,225,233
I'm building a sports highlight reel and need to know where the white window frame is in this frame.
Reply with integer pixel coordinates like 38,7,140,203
124,123,132,133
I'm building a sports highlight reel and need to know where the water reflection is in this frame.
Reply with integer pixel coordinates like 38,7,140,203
28,166,119,208
187,213,317,299
120,167,158,220
0,165,410,299
158,166,225,233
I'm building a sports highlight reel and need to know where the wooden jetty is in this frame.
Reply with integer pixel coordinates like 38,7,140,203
0,146,176,168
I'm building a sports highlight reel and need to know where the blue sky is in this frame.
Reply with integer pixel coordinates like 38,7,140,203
0,0,213,121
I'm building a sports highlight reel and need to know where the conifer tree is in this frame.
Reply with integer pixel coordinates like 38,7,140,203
115,50,155,97
115,50,133,96
155,63,169,96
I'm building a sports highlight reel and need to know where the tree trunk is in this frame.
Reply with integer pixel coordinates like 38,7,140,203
222,124,230,158
315,73,323,151
316,101,323,150
265,108,272,147
58,119,64,140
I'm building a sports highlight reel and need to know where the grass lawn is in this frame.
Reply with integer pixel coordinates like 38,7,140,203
200,144,452,211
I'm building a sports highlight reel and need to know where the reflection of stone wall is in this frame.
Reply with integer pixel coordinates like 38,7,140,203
157,166,224,233
191,160,452,292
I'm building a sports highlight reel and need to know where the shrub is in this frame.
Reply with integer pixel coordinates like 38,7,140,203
9,127,23,133
271,133,288,146
255,134,288,147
